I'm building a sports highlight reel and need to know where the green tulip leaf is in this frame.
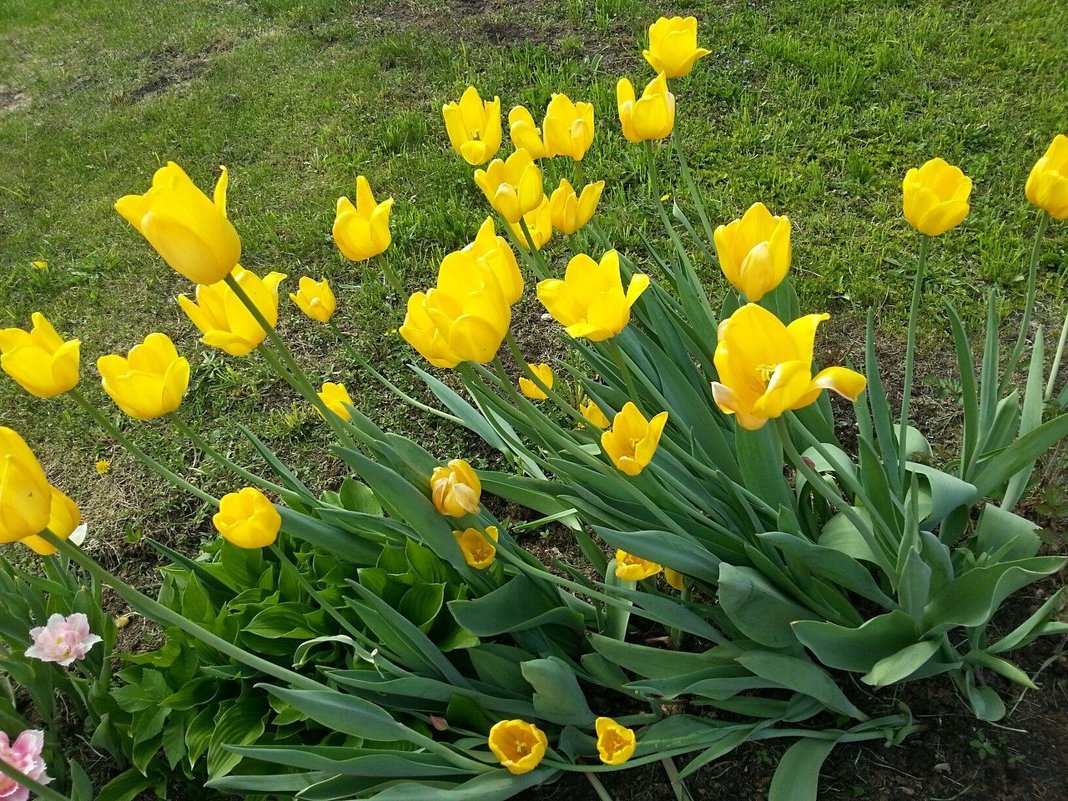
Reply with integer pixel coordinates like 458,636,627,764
718,564,817,648
521,657,595,726
861,639,941,686
972,503,1041,562
767,737,840,801
735,651,866,719
793,610,919,672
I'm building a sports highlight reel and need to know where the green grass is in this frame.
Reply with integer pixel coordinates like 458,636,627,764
1,0,1066,548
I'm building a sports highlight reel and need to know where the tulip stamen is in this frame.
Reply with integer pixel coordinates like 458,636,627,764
756,363,778,384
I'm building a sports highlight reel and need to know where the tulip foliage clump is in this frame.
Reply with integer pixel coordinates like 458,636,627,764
2,15,1068,801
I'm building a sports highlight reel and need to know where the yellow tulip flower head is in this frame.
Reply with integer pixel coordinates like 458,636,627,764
430,459,481,517
537,250,649,341
595,717,637,765
543,93,595,160
487,720,548,775
474,149,544,224
602,403,668,476
711,304,867,431
507,105,548,160
518,363,554,400
713,202,792,302
664,567,686,591
213,487,281,549
457,218,524,305
290,276,337,323
317,382,353,421
443,86,503,166
21,486,82,556
579,399,611,429
902,158,972,236
548,179,605,235
115,162,241,285
614,549,663,580
333,176,394,262
643,16,711,78
452,525,499,569
0,427,51,544
399,253,512,368
97,333,190,421
0,313,80,399
1025,134,1068,219
616,73,675,144
509,196,553,251
178,267,287,357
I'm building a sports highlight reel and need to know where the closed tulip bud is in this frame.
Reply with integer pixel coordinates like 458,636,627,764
474,149,544,224
543,93,595,160
453,525,499,569
614,549,663,580
460,218,523,305
602,403,668,476
713,202,792,302
96,334,189,421
487,720,548,775
643,16,711,78
518,363,554,400
664,567,686,591
429,459,481,517
290,277,337,323
115,162,240,285
213,487,281,548
178,267,287,356
1025,134,1068,219
711,304,867,431
333,176,394,262
443,86,503,166
21,487,82,556
507,106,548,159
902,158,972,236
595,717,637,765
317,382,353,421
0,313,80,399
0,428,51,544
509,197,553,251
548,179,604,235
537,250,649,341
617,73,675,144
580,399,611,429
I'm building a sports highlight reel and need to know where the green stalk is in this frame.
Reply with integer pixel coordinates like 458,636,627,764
898,235,929,486
573,159,585,189
69,389,217,505
1001,211,1049,393
1046,307,1068,402
503,330,586,426
606,338,640,407
670,132,716,249
517,216,550,279
0,759,69,801
661,755,694,801
375,254,406,298
169,414,288,496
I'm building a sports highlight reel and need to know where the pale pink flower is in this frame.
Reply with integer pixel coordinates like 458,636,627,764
24,613,102,667
0,730,50,801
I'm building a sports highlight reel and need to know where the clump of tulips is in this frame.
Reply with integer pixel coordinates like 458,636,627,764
2,14,1068,801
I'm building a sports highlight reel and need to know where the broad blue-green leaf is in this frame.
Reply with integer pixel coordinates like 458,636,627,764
449,576,584,636
768,737,839,801
759,533,894,608
973,503,1041,562
718,565,816,648
897,548,931,624
861,639,940,686
736,651,866,719
988,587,1066,654
279,506,382,565
970,412,1068,498
819,508,879,564
593,526,720,584
964,671,1005,722
906,463,976,527
226,744,471,777
521,657,594,725
793,610,918,672
208,696,267,778
588,634,738,679
263,686,434,747
366,767,557,801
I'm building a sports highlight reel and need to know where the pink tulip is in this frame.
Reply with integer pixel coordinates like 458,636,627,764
0,730,50,801
24,613,102,667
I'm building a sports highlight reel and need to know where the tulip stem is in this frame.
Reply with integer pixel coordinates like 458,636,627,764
661,755,694,801
607,338,640,407
375,255,406,299
0,758,69,801
1001,211,1049,394
670,133,717,250
268,543,369,645
897,235,929,486
585,773,616,801
168,414,288,496
69,389,217,506
503,331,586,427
519,217,550,279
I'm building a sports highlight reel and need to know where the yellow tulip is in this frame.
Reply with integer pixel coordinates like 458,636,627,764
443,86,502,166
115,162,240,285
487,720,548,775
474,149,544,224
453,525,499,569
333,176,394,262
664,567,686,591
213,487,281,549
178,267,287,356
399,253,511,368
537,250,649,341
509,197,553,251
290,277,337,323
518,363,554,400
595,717,637,765
713,202,792,302
317,382,353,421
614,549,663,580
97,333,190,421
902,158,972,236
616,73,675,143
21,486,81,556
429,459,481,517
507,106,548,160
453,218,523,305
602,403,668,476
643,16,711,78
548,179,605,235
0,427,51,544
711,304,867,431
0,313,80,398
579,399,611,429
1025,134,1068,219
543,93,595,160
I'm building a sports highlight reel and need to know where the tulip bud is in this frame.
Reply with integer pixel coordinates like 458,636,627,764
290,277,337,323
0,313,80,399
507,106,548,159
429,459,481,517
509,197,553,251
97,333,190,420
213,487,281,548
518,363,554,400
548,179,604,235
178,267,287,356
0,427,51,544
902,158,972,236
333,177,394,262
474,149,544,224
617,73,675,143
1025,134,1068,219
443,87,503,166
602,404,668,477
317,382,353,421
580,399,611,429
642,16,711,78
542,93,595,161
713,202,792,302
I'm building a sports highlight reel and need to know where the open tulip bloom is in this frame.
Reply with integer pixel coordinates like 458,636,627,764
0,313,80,399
